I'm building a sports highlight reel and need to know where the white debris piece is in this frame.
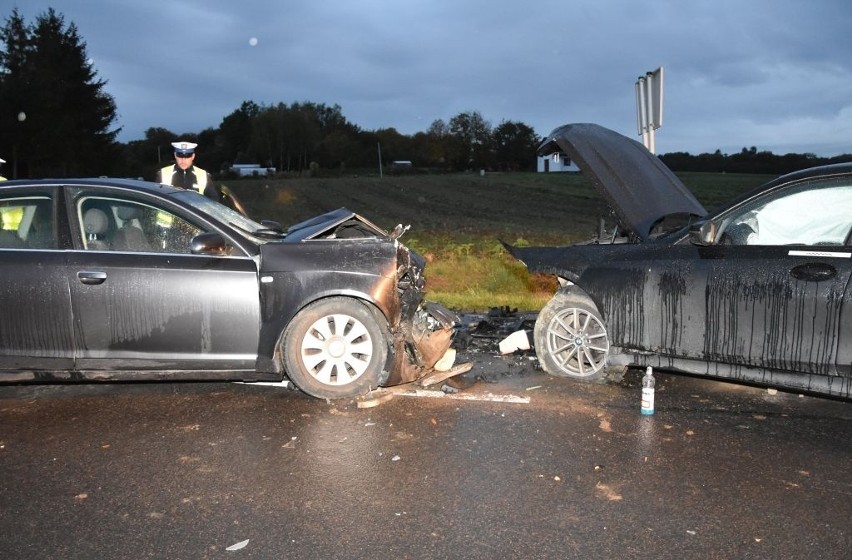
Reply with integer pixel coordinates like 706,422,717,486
499,330,530,354
396,388,530,404
433,348,457,372
226,539,249,551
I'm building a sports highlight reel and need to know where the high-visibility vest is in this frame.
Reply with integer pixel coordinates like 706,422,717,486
159,165,208,194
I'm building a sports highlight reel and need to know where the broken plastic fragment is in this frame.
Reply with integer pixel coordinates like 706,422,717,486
433,348,456,372
498,330,530,354
226,539,249,551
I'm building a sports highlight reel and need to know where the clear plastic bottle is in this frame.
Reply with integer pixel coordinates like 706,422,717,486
641,366,655,415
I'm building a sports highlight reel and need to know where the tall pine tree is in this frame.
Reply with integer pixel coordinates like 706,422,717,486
0,8,120,177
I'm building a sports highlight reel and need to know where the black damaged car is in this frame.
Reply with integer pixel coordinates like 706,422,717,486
0,178,456,399
506,123,852,399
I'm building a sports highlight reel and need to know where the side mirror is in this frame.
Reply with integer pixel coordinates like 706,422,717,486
689,221,717,246
191,232,229,255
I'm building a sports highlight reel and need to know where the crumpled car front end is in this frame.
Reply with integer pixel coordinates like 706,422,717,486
260,207,458,398
388,241,458,386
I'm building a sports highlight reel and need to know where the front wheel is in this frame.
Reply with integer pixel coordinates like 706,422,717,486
282,297,389,399
534,293,612,382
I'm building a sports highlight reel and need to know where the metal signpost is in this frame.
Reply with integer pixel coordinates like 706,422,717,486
635,67,664,154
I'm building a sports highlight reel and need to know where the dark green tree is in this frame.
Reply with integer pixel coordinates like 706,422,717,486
492,120,540,171
0,8,120,177
447,111,493,171
219,100,259,164
0,9,31,178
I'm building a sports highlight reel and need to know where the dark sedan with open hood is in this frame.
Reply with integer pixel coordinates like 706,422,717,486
506,123,852,399
0,178,456,399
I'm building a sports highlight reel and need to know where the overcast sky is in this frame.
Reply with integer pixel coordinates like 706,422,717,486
10,1,852,156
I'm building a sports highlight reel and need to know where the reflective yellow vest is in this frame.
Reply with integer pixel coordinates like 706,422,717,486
159,165,208,194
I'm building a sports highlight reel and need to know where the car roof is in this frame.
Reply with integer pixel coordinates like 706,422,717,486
0,177,183,196
538,123,707,241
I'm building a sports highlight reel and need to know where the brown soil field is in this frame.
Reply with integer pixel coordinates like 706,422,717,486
225,171,771,244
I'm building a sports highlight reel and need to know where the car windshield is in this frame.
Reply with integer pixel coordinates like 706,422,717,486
718,178,852,246
170,190,285,241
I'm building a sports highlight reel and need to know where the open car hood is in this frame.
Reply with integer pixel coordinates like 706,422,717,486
538,123,706,241
283,207,389,241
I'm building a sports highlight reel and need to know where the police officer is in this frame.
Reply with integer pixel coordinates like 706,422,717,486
157,141,216,198
0,157,7,181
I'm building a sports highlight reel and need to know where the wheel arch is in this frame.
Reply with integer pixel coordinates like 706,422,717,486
271,293,394,381
256,271,399,374
534,285,627,381
277,294,394,398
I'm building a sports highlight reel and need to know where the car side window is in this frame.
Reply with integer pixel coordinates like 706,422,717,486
0,195,55,249
78,196,205,254
719,181,852,246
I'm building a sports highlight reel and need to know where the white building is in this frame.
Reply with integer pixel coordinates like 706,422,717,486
536,154,579,173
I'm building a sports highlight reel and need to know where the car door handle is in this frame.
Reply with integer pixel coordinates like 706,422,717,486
77,271,108,285
790,262,836,282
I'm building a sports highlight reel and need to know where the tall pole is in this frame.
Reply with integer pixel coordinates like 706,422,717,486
635,67,663,154
377,142,383,178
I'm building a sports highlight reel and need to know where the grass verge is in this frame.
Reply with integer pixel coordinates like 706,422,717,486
228,171,772,312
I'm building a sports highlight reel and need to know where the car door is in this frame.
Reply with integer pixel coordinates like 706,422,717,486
0,187,75,371
700,176,852,376
65,189,261,373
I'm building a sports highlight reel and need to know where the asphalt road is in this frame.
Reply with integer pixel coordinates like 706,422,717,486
0,360,850,560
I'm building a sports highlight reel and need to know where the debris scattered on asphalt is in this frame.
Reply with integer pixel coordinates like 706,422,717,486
356,389,396,409
418,362,473,388
395,388,530,404
353,308,541,407
234,380,295,389
226,539,250,551
595,481,623,501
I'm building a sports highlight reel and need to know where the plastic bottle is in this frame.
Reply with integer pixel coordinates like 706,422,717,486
641,366,655,415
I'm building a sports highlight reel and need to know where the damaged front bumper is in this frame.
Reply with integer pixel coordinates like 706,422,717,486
388,301,459,386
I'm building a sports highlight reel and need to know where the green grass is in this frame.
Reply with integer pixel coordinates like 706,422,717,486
225,171,771,311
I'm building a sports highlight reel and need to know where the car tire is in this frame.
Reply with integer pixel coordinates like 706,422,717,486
534,293,613,382
282,297,389,399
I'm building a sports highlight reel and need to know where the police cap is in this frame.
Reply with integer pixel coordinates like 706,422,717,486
171,141,198,156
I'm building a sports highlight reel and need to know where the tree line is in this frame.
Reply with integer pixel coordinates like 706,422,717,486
124,102,542,181
2,8,850,181
660,147,852,177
